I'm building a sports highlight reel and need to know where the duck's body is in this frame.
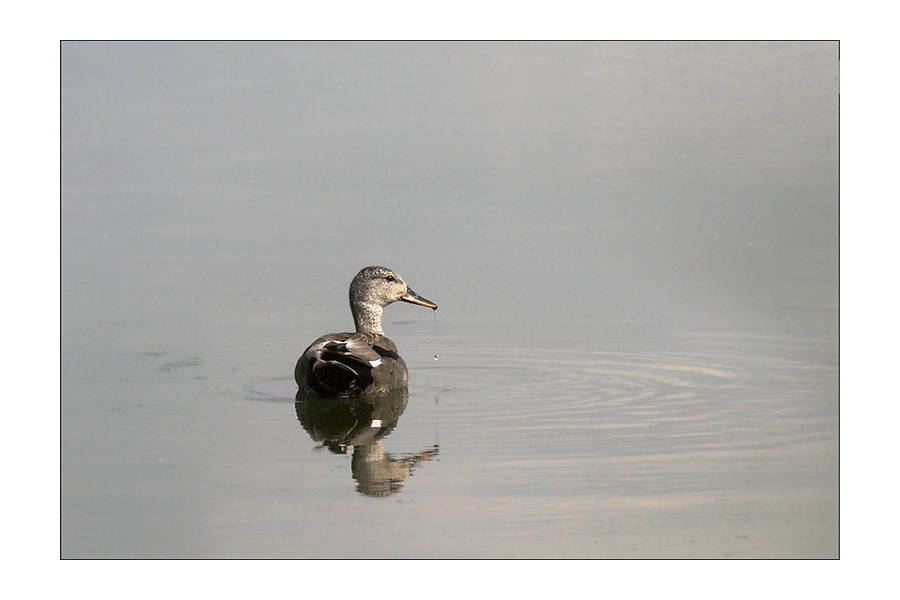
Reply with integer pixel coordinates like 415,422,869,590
294,332,408,396
295,266,437,397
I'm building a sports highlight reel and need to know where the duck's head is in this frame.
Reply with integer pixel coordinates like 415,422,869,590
350,266,437,333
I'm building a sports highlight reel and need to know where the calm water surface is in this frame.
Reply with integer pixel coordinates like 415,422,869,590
62,42,838,558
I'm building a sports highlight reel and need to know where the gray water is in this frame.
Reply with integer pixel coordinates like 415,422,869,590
61,41,838,558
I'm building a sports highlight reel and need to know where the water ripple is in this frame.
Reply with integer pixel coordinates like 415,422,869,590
418,336,836,459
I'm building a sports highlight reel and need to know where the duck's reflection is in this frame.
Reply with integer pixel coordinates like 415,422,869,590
295,390,438,497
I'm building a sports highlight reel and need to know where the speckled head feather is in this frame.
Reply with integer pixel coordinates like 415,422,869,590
349,266,437,334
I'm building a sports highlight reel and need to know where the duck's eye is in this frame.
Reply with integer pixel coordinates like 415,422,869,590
385,275,396,283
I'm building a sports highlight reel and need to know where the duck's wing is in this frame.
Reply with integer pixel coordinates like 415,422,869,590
296,333,406,396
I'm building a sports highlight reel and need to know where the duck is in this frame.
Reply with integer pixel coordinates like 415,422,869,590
294,266,437,397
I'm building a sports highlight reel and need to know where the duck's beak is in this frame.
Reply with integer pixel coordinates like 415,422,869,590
401,287,437,310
